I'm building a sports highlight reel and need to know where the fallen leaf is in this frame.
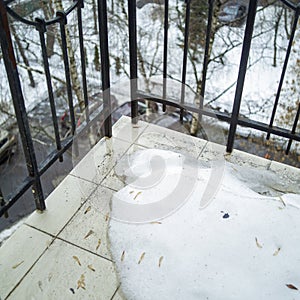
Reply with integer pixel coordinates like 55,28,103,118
129,191,134,194
121,250,125,262
96,239,101,251
73,256,81,266
150,221,162,225
286,284,298,290
77,274,86,290
84,206,91,214
264,153,271,159
255,237,263,249
88,264,95,272
12,261,24,269
84,230,94,239
138,252,145,264
134,191,142,200
273,247,281,256
159,256,164,267
105,213,110,221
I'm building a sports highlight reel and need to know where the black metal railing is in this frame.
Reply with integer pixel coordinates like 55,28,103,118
0,0,299,219
0,0,112,217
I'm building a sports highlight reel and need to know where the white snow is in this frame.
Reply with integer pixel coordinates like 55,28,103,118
0,218,25,247
109,148,300,299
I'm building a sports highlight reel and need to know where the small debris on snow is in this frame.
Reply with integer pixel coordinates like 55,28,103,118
121,250,125,262
222,213,230,219
279,196,286,207
273,247,281,256
138,252,145,264
134,191,142,200
158,256,164,267
255,237,263,249
286,284,298,290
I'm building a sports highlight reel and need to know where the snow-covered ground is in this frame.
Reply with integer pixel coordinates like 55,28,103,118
109,148,300,299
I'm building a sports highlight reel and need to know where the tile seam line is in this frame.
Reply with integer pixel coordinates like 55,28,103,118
196,140,209,159
4,225,53,300
24,182,98,250
70,137,133,186
110,284,122,300
113,119,150,144
55,236,114,263
97,139,150,187
25,223,114,262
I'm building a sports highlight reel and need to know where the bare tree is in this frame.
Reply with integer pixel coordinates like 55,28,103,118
54,0,85,112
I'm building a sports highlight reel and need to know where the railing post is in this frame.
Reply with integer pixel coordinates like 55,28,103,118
98,0,112,137
0,0,45,211
199,0,214,121
226,0,258,153
128,0,138,124
162,0,169,112
180,0,191,122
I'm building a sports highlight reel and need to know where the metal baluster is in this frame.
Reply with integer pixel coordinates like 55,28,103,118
180,0,191,122
98,0,112,137
199,0,214,121
0,0,45,211
36,17,63,162
57,10,76,135
226,0,258,153
128,0,138,124
162,0,169,112
77,0,89,110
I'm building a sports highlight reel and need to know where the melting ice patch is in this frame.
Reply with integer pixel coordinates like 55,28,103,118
108,149,300,300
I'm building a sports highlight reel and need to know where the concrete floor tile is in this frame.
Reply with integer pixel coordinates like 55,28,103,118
0,225,53,299
25,175,97,236
8,239,118,300
58,186,114,260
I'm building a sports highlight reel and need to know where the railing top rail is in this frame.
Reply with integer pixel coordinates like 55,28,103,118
280,0,299,10
4,0,80,26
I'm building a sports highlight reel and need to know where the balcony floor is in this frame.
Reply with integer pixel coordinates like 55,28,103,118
0,116,300,300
